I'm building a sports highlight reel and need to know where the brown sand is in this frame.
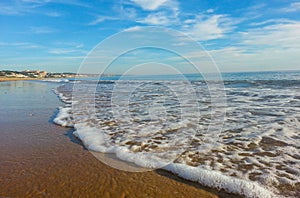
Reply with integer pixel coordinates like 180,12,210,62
0,77,40,82
0,81,242,198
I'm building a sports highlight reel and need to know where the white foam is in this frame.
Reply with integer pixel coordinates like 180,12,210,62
53,107,73,127
164,163,277,198
42,79,69,82
52,80,300,198
67,119,282,197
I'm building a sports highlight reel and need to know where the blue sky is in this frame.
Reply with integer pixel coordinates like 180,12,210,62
0,0,300,73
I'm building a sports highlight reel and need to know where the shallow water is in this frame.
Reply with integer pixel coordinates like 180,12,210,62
54,71,300,197
1,81,231,198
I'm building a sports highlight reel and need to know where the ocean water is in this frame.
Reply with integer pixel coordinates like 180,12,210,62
53,71,300,198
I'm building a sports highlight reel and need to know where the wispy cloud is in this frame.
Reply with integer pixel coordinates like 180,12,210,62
206,9,214,14
241,21,300,49
26,0,91,8
209,45,300,72
249,19,295,27
53,41,84,49
130,0,169,11
88,16,119,25
0,4,19,15
206,19,300,72
124,0,238,41
20,0,51,3
280,2,300,12
232,3,267,22
0,0,49,15
124,26,143,32
182,14,237,41
48,42,86,55
124,0,179,27
30,26,56,34
89,2,139,26
113,3,137,20
48,48,78,54
45,11,63,17
137,12,175,25
0,0,89,16
0,42,42,49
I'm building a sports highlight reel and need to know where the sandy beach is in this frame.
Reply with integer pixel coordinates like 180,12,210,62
0,77,40,82
0,81,241,198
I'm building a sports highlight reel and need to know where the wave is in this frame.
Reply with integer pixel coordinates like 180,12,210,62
42,79,70,83
53,106,277,197
52,77,300,198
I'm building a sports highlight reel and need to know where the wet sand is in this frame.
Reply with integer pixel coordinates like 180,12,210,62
0,81,242,198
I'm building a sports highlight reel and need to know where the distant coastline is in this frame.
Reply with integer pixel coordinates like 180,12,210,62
0,69,93,82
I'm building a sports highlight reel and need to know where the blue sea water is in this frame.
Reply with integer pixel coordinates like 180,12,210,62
54,70,300,198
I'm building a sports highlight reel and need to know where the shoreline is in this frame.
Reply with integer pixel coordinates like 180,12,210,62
0,80,242,197
0,77,42,82
0,76,87,82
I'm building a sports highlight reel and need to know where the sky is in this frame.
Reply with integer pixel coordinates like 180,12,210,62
0,0,300,74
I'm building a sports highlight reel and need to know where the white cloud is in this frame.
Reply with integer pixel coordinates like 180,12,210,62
123,26,143,32
124,11,237,41
207,21,300,72
249,19,295,27
45,11,62,17
166,17,300,72
0,42,42,49
210,46,300,72
172,42,187,46
183,19,196,24
20,0,51,4
132,0,179,26
0,0,89,16
138,12,172,25
281,2,300,12
130,0,169,11
206,9,214,13
241,21,300,49
89,16,118,25
0,0,50,15
0,4,19,15
53,41,84,49
48,42,86,55
48,48,78,55
30,26,56,34
183,15,236,41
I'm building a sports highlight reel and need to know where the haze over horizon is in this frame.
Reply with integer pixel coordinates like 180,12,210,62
1,0,300,74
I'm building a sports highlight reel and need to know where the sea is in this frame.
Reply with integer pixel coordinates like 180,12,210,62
52,70,300,198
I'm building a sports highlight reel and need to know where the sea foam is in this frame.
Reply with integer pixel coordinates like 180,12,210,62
52,78,300,198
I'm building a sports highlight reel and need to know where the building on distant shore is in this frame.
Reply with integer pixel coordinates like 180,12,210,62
14,73,28,78
23,70,47,78
0,69,85,78
4,72,28,78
